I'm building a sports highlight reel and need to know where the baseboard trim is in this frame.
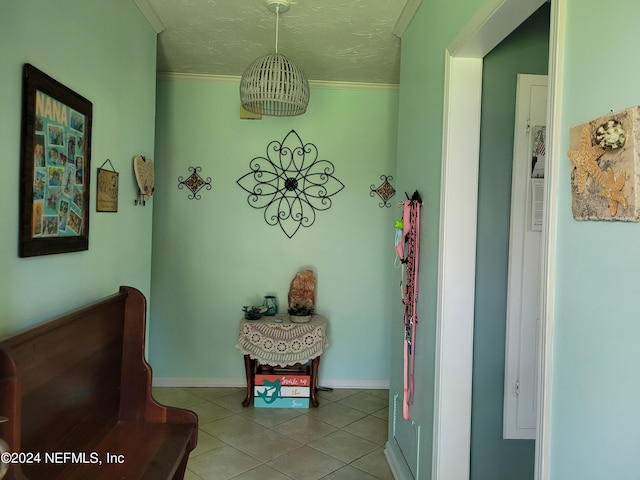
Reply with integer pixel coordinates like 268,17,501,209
321,379,390,389
385,441,409,480
153,378,245,387
153,378,390,389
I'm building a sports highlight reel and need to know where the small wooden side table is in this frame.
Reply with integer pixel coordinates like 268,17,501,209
235,314,328,407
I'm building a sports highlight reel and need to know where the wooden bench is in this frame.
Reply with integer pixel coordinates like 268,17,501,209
0,286,198,480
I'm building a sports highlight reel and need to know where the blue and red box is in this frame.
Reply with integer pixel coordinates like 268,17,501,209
254,374,310,408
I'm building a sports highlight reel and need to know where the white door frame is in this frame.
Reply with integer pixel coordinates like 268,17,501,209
432,1,562,479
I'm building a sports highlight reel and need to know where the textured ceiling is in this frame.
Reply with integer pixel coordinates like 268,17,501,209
143,0,407,85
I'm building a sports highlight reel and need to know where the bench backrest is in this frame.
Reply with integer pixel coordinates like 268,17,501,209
0,291,128,456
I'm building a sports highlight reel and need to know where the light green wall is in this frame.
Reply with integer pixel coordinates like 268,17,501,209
0,1,156,333
388,0,486,476
394,0,640,478
150,79,398,384
550,0,640,478
473,5,549,480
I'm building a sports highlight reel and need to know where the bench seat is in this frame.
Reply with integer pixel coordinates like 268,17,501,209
68,422,194,480
20,422,195,480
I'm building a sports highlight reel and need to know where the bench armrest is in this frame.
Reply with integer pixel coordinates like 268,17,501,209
118,287,198,451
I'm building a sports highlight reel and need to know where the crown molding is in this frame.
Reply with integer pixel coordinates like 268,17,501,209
133,0,165,33
156,72,399,91
157,73,239,84
309,79,399,91
393,0,423,37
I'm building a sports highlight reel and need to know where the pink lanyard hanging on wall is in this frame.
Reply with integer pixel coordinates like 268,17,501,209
395,191,422,421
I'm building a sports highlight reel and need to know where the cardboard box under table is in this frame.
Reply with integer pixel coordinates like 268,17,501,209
235,314,328,408
254,368,311,408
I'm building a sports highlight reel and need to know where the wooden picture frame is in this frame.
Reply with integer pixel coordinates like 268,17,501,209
19,64,92,257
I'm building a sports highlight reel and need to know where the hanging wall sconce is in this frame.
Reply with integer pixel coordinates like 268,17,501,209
240,0,310,117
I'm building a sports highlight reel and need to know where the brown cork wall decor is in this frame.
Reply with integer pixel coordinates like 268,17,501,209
568,106,640,221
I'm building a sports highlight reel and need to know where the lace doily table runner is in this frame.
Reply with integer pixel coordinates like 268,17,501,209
236,315,328,407
235,314,328,366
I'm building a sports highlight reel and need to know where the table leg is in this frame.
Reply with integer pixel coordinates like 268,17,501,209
242,355,255,407
310,356,320,407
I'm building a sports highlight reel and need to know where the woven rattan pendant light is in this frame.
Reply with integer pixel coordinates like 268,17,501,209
240,0,309,117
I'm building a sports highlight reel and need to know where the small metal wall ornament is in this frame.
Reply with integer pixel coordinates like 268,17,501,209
237,129,344,238
178,166,212,200
370,175,396,208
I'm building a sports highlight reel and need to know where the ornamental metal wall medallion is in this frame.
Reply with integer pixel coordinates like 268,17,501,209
237,130,345,238
370,175,396,207
178,166,212,200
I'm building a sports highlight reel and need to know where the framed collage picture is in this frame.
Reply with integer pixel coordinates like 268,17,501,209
19,64,92,257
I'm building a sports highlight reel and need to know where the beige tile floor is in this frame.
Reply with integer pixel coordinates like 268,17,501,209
152,387,394,480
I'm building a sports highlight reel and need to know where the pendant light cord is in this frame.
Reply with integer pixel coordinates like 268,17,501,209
275,5,280,53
